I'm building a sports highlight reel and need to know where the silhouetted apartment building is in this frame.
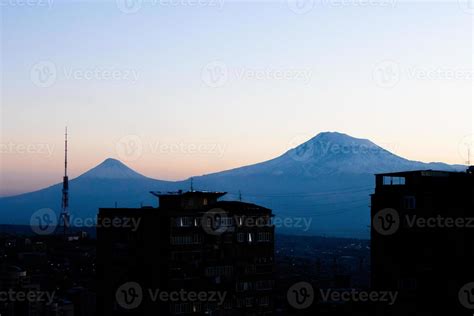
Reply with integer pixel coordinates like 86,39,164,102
371,167,474,315
97,191,275,316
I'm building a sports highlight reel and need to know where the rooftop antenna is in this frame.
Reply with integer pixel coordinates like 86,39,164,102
59,127,70,235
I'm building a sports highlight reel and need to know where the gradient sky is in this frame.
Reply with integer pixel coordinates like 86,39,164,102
1,0,473,196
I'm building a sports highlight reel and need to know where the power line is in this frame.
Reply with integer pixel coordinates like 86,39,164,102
227,186,374,198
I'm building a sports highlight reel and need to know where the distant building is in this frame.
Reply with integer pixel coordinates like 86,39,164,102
371,167,474,315
97,191,275,315
0,265,42,316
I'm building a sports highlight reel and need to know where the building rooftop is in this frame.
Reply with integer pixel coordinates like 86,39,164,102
150,190,227,198
376,168,473,177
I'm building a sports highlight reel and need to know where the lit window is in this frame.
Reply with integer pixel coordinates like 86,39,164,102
383,176,406,185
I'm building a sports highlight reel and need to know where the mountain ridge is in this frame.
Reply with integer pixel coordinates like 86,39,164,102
0,132,467,238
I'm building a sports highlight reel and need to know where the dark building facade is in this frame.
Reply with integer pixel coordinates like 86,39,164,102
97,191,275,316
371,167,474,315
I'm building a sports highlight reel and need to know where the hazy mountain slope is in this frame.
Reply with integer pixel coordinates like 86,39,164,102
0,159,182,224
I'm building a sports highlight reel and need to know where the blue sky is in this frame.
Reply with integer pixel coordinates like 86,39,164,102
1,0,472,195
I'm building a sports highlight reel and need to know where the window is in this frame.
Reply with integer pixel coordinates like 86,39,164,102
236,216,243,226
254,257,273,264
247,233,254,243
171,234,202,245
172,302,200,314
237,233,245,242
245,297,254,307
383,176,406,185
256,280,274,290
237,281,252,292
193,234,202,244
205,265,233,277
403,196,416,210
222,217,234,227
257,296,270,306
174,217,193,227
257,232,271,242
399,278,417,290
245,264,256,274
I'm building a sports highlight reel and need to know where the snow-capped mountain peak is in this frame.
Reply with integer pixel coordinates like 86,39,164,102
78,158,145,179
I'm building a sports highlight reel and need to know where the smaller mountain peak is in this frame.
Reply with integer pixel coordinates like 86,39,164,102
100,158,126,166
79,158,145,180
314,131,357,140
